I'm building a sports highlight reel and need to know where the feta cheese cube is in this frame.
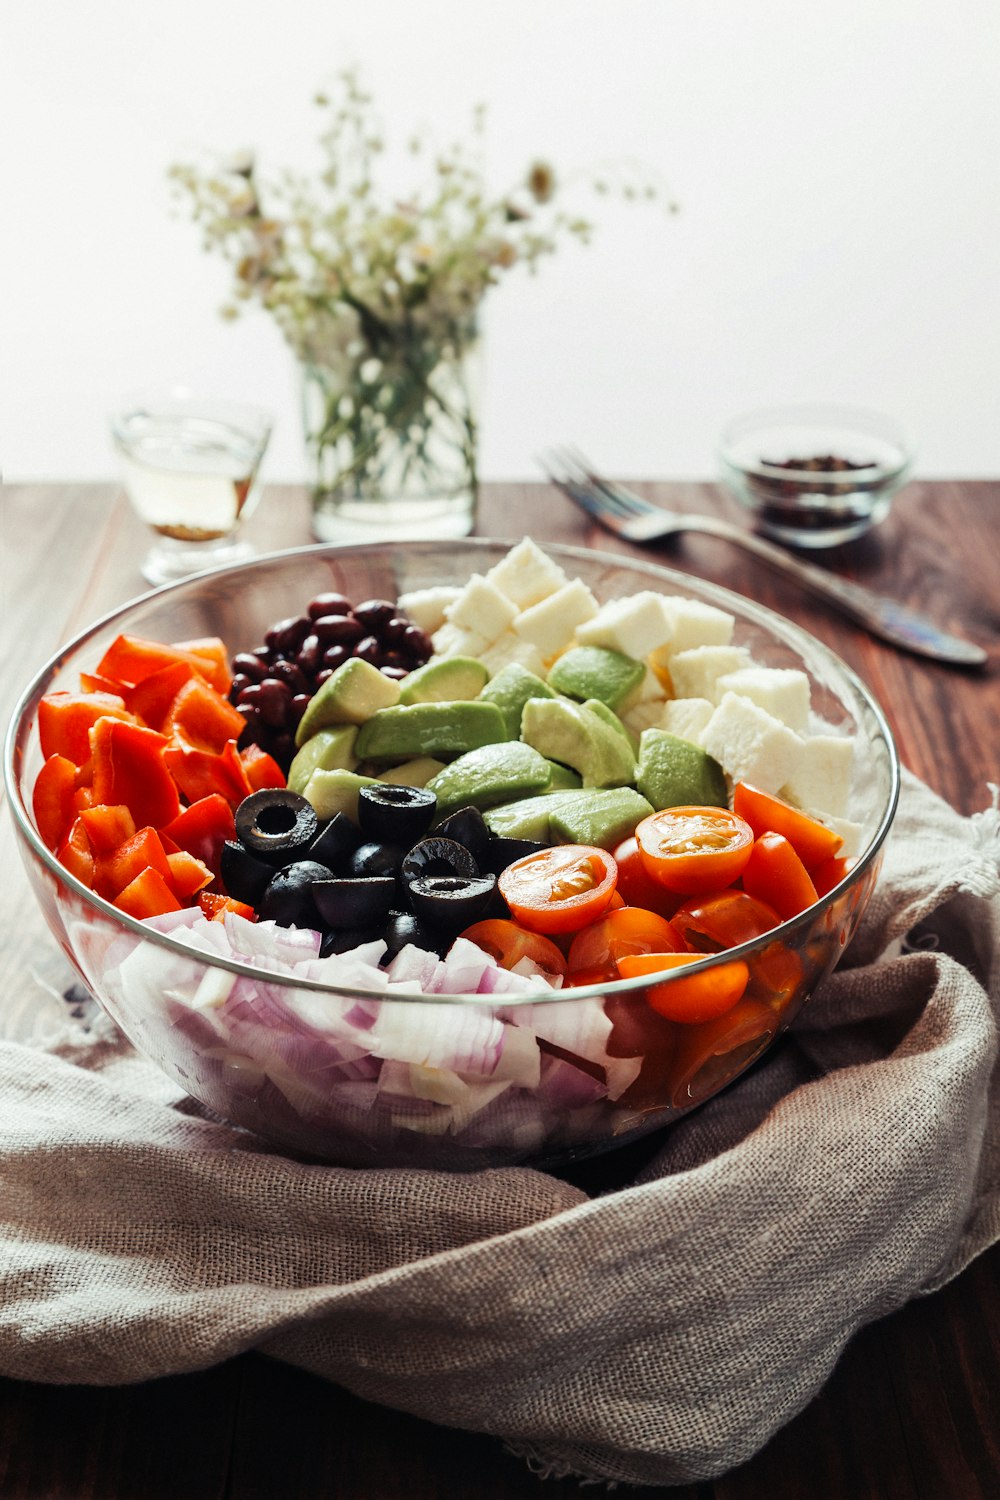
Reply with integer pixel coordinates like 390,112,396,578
700,691,804,794
431,621,489,659
444,574,518,644
668,645,753,703
512,578,599,662
652,597,736,663
779,734,854,817
715,666,812,734
622,700,668,737
575,591,674,661
480,632,548,680
630,664,667,706
485,537,568,610
396,586,461,635
660,696,715,744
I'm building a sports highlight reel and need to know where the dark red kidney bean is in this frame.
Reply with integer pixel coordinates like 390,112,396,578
238,682,264,709
381,650,408,671
314,668,333,688
307,592,353,620
232,652,267,682
239,703,264,733
269,658,308,692
401,625,433,660
295,633,323,676
322,643,350,671
381,615,412,644
258,678,293,727
290,692,312,724
353,599,395,631
230,672,253,698
353,635,384,665
264,615,311,655
270,731,295,764
252,645,272,660
380,665,409,680
312,613,364,645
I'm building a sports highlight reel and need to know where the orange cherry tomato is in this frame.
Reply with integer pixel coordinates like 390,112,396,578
811,855,852,897
612,836,684,917
666,994,779,1107
566,906,685,985
458,919,568,981
742,831,819,920
497,844,618,935
733,783,843,870
635,806,754,895
617,952,749,1024
671,888,782,952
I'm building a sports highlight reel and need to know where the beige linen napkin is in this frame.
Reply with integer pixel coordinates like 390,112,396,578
1,768,998,1488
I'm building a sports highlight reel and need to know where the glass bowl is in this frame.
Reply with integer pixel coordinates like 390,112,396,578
718,403,914,548
4,540,899,1171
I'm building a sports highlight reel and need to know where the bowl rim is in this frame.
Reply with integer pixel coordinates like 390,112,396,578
4,536,901,1007
718,401,914,483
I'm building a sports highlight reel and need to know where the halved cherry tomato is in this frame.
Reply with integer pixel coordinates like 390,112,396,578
748,939,804,1002
497,844,618,935
611,836,683,917
666,994,779,1107
617,952,749,1024
733,783,842,870
458,919,567,980
199,891,256,922
635,806,754,895
671,888,782,952
566,906,684,986
742,831,819,920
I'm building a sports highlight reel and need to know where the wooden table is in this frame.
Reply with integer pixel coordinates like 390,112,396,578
1,477,998,1498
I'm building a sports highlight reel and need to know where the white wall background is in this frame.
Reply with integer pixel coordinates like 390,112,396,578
3,0,999,483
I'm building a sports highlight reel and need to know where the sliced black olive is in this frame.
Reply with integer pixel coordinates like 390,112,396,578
481,836,549,875
435,805,493,863
346,840,408,879
408,872,497,931
380,909,448,964
312,876,396,930
357,783,437,844
220,839,273,904
258,859,333,927
235,789,319,867
320,926,381,957
400,836,478,886
308,811,363,870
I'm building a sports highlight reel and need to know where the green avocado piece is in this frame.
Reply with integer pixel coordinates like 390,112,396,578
295,658,400,746
483,790,593,842
479,662,555,739
398,656,489,705
302,768,376,824
548,788,654,849
287,726,359,795
427,742,554,817
377,757,447,788
542,760,583,791
520,697,636,789
636,728,728,810
582,698,639,757
546,645,646,713
354,700,509,762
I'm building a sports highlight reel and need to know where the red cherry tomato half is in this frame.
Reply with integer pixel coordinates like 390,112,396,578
671,888,782,953
733,783,843,870
458,919,567,981
566,906,685,986
497,844,618,935
617,952,749,1024
612,836,684,917
635,806,754,895
742,831,819,920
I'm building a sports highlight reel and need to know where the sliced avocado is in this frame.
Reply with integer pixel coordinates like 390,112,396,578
542,759,583,791
427,742,554,818
520,697,636,789
302,768,376,824
549,787,653,849
287,726,358,795
479,661,555,738
636,728,728,810
354,700,509,761
398,655,489,705
295,658,400,746
547,645,646,713
376,756,447,788
582,698,639,757
483,790,593,842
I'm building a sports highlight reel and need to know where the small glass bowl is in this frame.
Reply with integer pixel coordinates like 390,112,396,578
718,404,914,548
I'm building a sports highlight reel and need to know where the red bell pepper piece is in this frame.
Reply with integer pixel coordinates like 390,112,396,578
90,717,181,831
56,816,95,888
123,660,195,731
162,676,245,755
96,634,230,695
163,739,251,810
199,891,256,922
240,743,286,792
166,850,215,899
161,794,236,878
79,671,126,695
38,691,134,766
97,826,173,900
79,803,137,855
113,866,182,919
173,637,232,695
32,754,78,850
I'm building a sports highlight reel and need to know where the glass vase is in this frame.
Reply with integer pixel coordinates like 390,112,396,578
302,336,480,542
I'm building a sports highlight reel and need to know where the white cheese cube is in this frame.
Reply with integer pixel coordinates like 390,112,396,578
660,696,715,744
716,666,812,734
629,663,667,706
396,586,461,635
480,632,548,680
668,645,753,704
622,700,669,737
431,621,489,659
485,537,568,610
700,691,804,795
512,578,599,662
575,591,674,661
779,734,854,818
652,598,735,664
444,574,518,644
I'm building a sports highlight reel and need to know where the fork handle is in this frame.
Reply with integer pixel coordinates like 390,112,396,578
690,514,986,666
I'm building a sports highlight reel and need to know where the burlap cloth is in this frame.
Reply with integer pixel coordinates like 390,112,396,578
2,767,999,1488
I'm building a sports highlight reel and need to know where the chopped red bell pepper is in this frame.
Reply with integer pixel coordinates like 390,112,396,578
240,743,286,792
166,850,215,899
79,803,137,855
162,676,245,755
32,754,79,850
163,739,251,810
172,637,232,694
95,634,230,695
161,794,236,878
38,691,134,766
97,826,173,900
90,718,181,831
123,660,195,731
79,671,126,695
198,891,256,922
56,816,95,888
113,866,183,919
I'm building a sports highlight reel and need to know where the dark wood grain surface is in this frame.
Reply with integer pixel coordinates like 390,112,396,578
1,476,998,1499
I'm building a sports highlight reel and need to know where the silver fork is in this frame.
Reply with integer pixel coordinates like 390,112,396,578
540,447,986,667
